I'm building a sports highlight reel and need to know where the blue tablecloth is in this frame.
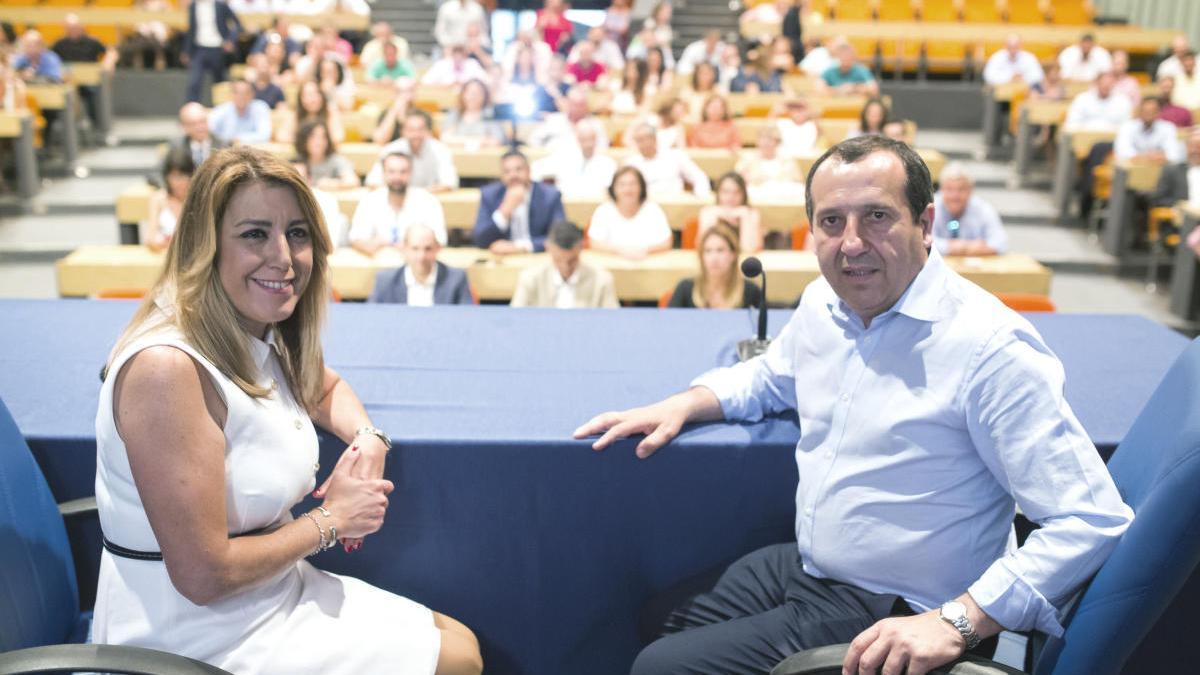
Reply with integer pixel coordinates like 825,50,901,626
0,299,1188,675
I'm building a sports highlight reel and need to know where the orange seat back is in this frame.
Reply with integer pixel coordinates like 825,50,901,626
996,293,1056,312
681,216,700,250
95,288,148,300
658,289,672,308
791,223,809,250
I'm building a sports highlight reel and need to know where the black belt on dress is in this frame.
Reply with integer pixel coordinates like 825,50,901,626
103,526,270,562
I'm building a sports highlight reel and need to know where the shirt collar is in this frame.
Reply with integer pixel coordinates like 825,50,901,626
247,327,277,371
827,248,951,327
405,264,438,290
553,267,580,288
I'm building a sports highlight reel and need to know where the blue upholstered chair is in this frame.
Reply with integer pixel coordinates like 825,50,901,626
772,335,1200,675
0,398,231,674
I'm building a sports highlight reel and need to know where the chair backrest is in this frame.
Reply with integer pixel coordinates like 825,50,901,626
1035,337,1200,673
995,292,1056,312
0,397,80,652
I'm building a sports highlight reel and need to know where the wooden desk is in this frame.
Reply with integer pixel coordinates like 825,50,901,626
58,245,1051,303
0,111,40,198
1169,203,1200,321
26,84,80,169
1101,162,1166,257
1052,128,1116,223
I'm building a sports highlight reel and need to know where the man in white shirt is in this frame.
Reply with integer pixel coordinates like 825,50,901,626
502,29,554,83
799,36,843,78
367,225,474,305
434,0,489,52
360,21,410,65
625,123,711,198
776,98,819,156
568,27,625,73
676,30,725,77
1065,71,1132,130
420,43,489,88
1155,36,1191,82
982,34,1044,87
510,220,619,309
207,79,272,144
1057,33,1112,82
532,121,618,196
1114,97,1185,164
1170,51,1200,110
365,111,459,191
350,151,448,254
576,135,1131,674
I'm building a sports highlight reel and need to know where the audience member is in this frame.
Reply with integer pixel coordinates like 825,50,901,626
851,96,890,137
643,45,674,92
566,40,608,87
736,126,804,202
473,150,566,254
932,163,1008,256
171,102,227,166
532,121,618,197
681,62,724,119
293,162,349,247
781,0,805,64
687,95,741,151
275,80,344,144
1158,77,1194,128
246,55,286,109
360,20,410,66
776,97,819,155
502,29,554,84
819,41,879,96
604,0,634,48
119,0,170,70
699,172,764,252
0,61,27,117
1171,51,1200,110
249,15,300,61
441,78,507,148
350,151,448,253
626,123,712,197
716,44,742,90
530,87,609,150
800,36,842,78
461,22,496,73
588,166,673,259
317,57,355,111
1065,70,1132,129
366,111,459,191
610,58,653,115
14,30,63,83
1114,97,1185,164
882,119,914,145
295,120,359,191
317,25,353,64
676,30,725,77
766,35,796,74
537,0,574,54
1109,50,1141,108
640,2,675,57
568,26,625,73
1155,35,1191,82
371,78,416,145
435,0,490,52
208,79,272,144
1057,33,1112,82
1030,62,1066,100
144,145,195,252
511,220,620,309
730,57,782,94
262,38,294,85
183,0,241,103
627,26,676,72
1154,130,1200,209
739,0,793,35
982,34,1044,87
368,225,473,306
52,15,114,130
422,44,489,87
366,41,415,83
668,223,763,309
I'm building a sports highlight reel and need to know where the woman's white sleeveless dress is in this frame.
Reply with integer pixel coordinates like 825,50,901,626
93,319,440,675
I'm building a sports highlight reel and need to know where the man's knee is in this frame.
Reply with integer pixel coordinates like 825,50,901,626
630,636,689,675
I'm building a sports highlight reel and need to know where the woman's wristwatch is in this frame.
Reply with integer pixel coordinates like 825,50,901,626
354,425,392,452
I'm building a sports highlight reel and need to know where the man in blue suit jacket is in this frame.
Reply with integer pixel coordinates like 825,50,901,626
473,150,566,254
368,225,474,305
184,0,243,103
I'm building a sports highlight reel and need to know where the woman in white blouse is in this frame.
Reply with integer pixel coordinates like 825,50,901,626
588,166,673,259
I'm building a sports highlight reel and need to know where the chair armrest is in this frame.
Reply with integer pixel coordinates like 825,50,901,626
57,496,97,519
0,643,234,674
770,643,1027,675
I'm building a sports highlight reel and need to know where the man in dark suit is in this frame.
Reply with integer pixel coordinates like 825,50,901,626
473,150,566,255
183,0,242,103
369,225,474,306
1154,128,1200,207
169,102,228,167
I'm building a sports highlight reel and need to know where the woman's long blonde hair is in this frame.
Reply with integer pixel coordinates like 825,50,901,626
106,147,333,411
692,222,744,309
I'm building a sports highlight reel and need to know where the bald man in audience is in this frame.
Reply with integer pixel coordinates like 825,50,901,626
529,87,610,150
14,30,63,83
1058,33,1112,82
982,34,1044,88
625,123,712,198
170,102,228,166
532,121,618,197
818,42,879,97
1065,71,1131,129
510,221,619,309
932,163,1008,256
368,225,474,306
360,21,410,67
1156,35,1192,82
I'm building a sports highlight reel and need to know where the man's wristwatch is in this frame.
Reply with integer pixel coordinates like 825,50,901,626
354,425,392,452
939,601,981,651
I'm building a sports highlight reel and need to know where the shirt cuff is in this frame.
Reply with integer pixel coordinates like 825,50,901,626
690,367,748,421
491,209,510,231
968,558,1066,637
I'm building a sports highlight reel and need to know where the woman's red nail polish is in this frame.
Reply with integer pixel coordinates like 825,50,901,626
351,445,358,452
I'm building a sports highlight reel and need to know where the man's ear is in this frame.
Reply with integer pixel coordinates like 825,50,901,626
919,202,935,247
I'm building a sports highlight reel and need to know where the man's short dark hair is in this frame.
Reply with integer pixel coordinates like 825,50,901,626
804,135,933,225
501,149,528,166
404,109,433,130
382,151,411,167
548,220,584,249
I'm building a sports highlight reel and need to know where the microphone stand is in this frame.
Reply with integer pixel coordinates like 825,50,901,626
736,259,771,362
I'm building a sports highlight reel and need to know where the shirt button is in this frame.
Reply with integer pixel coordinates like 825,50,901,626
312,462,320,472
270,379,278,391
804,507,813,517
294,419,302,430
840,394,850,403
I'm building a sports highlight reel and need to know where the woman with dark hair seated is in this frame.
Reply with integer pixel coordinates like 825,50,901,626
850,96,890,138
698,172,764,252
275,80,345,144
441,78,507,148
668,222,763,309
144,144,195,252
294,120,359,191
588,166,673,260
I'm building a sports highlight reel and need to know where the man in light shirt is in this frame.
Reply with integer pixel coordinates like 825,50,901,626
365,111,459,191
931,163,1008,256
1064,70,1132,129
531,121,618,196
1057,33,1112,83
982,34,1044,87
1114,97,1185,164
576,135,1132,673
1170,51,1200,110
567,26,625,73
434,0,489,52
473,150,566,255
529,87,610,151
367,225,473,306
676,30,725,77
1153,129,1200,210
420,43,489,88
510,220,619,309
625,123,712,198
350,152,448,255
1155,36,1191,82
207,79,271,144
502,29,555,83
360,21,410,66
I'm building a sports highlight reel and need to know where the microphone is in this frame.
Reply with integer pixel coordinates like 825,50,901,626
737,256,770,362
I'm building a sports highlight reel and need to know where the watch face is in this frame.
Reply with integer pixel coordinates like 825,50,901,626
941,601,966,621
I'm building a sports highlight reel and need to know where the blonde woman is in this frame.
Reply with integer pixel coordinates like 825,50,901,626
668,222,763,308
698,172,764,252
94,147,482,675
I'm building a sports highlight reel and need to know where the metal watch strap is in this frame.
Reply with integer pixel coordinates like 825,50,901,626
355,425,392,451
946,614,980,651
